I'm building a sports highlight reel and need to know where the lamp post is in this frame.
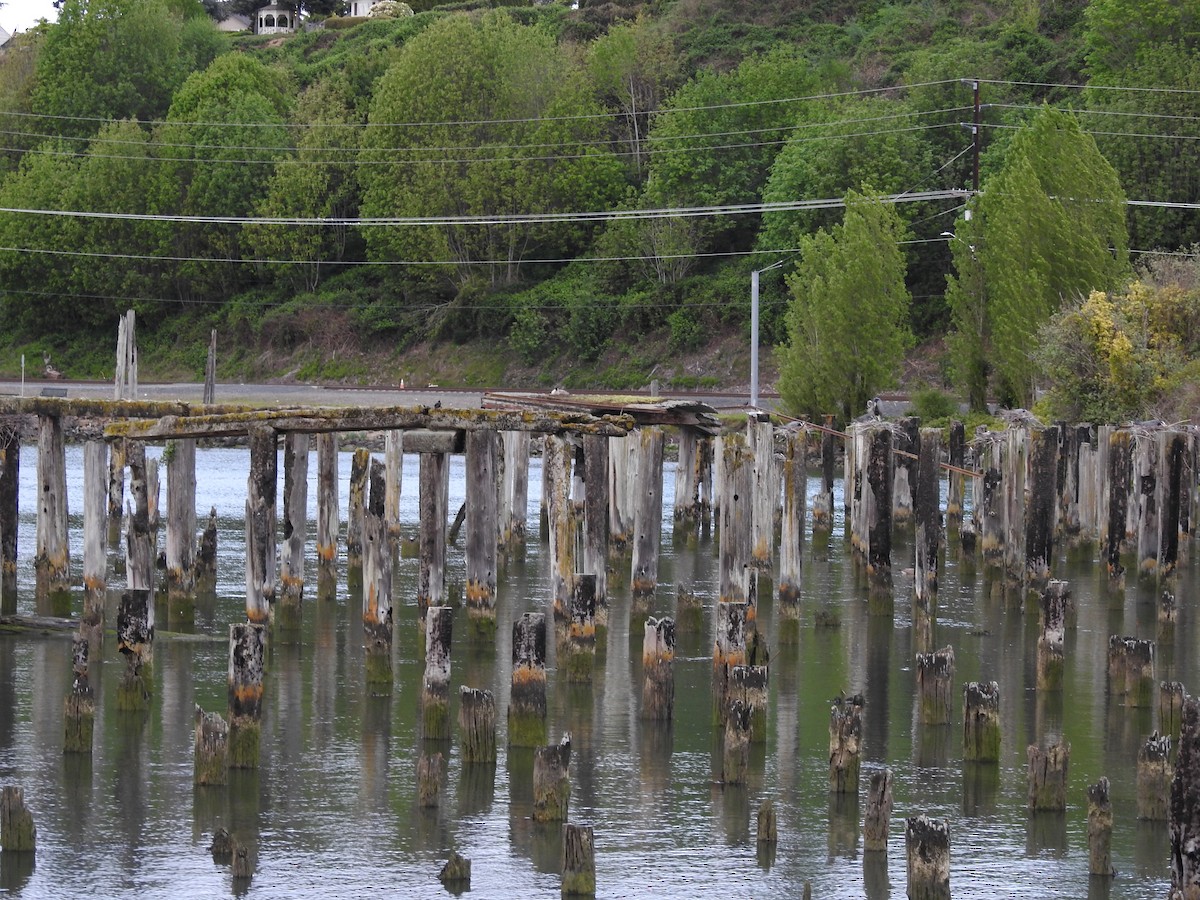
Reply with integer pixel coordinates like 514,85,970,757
750,259,788,410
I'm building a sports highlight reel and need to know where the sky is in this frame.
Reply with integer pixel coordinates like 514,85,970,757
1,0,59,36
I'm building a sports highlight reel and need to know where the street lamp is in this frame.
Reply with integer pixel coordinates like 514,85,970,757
750,258,789,410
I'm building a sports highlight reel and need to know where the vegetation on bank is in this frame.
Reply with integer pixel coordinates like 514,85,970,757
0,0,1196,422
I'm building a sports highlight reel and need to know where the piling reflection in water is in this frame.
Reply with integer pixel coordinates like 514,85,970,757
0,441,1194,897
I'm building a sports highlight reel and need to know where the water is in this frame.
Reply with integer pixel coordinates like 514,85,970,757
0,443,1192,898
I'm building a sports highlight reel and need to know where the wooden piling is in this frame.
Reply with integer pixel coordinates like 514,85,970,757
363,459,392,687
713,601,748,724
963,681,1000,762
748,416,776,572
864,768,893,852
581,434,609,634
34,414,70,609
509,612,548,747
813,416,836,531
1025,425,1058,593
418,449,449,622
384,430,402,545
905,815,949,900
116,589,153,710
1139,732,1173,821
608,434,636,553
107,437,125,528
146,456,160,573
1002,426,1028,593
418,751,444,808
778,428,806,628
82,442,107,647
346,447,368,578
114,309,138,400
465,430,499,641
63,634,93,754
916,646,954,726
561,823,596,897
892,416,919,525
545,435,575,629
124,441,153,594
829,694,864,794
458,687,496,764
947,421,965,523
499,431,530,554
195,506,217,593
533,733,571,822
641,616,674,721
673,427,703,537
757,798,778,846
1078,436,1099,544
631,427,665,621
729,664,769,743
1037,580,1069,692
245,426,277,624
1028,740,1070,811
193,705,229,786
1134,429,1161,577
0,424,18,611
203,329,216,404
315,433,339,595
164,438,197,620
865,426,893,610
913,427,941,651
228,622,265,769
1086,776,1115,877
1162,682,1186,741
1109,636,1155,707
423,605,453,739
0,786,36,852
278,433,309,633
563,575,597,684
440,852,471,891
718,432,752,604
722,698,752,786
1170,697,1200,897
1105,429,1131,583
1161,430,1186,577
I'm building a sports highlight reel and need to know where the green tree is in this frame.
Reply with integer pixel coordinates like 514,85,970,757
778,189,912,423
358,11,624,290
947,105,1128,408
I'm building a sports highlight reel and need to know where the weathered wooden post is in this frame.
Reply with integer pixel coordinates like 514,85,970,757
1024,425,1058,594
228,622,265,769
1139,732,1173,821
1161,430,1186,577
1134,428,1161,577
748,415,776,573
976,429,1004,571
1078,435,1099,544
195,505,217,594
718,433,752,604
864,768,893,854
609,433,637,552
63,634,93,753
1170,697,1200,897
581,434,609,636
544,435,575,633
114,308,137,400
315,433,339,598
916,646,954,726
440,853,471,893
278,433,309,633
363,459,392,688
720,698,751,786
81,442,107,647
203,329,216,404
829,694,864,794
465,430,499,641
164,438,197,622
1109,636,1155,707
729,663,769,743
1001,426,1028,594
713,600,747,724
865,426,894,611
509,612,548,747
563,575,597,684
418,751,444,808
674,427,700,539
631,427,664,624
533,733,571,822
812,416,836,531
459,687,496,764
1037,580,1069,691
757,799,778,863
0,424,19,612
423,605,453,740
0,786,36,852
146,457,160,576
913,427,941,652
778,428,806,634
1074,776,1112,882
1162,682,1186,741
892,416,919,525
194,705,228,786
1027,740,1070,810
1105,428,1131,584
499,431,530,555
418,448,449,623
641,616,674,721
963,681,1001,762
35,414,70,610
905,816,949,900
561,823,595,897
346,447,368,580
107,437,125,539
124,441,153,593
116,590,153,710
245,426,277,625
384,430,402,546
947,421,965,523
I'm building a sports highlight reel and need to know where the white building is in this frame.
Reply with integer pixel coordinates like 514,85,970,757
255,2,297,34
348,0,377,15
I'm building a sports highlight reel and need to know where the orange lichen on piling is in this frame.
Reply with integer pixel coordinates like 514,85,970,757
511,664,547,687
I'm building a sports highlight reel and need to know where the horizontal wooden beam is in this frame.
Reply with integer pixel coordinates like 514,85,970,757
103,405,635,441
0,396,257,420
